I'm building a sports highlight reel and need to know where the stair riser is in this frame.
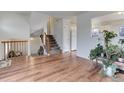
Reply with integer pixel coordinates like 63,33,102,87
41,35,61,55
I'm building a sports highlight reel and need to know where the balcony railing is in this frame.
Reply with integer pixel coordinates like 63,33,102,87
1,40,28,59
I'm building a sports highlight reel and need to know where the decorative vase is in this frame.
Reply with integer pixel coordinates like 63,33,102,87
106,66,113,77
103,64,117,77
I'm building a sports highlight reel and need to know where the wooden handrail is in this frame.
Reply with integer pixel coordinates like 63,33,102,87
40,32,50,55
1,40,28,43
1,40,28,59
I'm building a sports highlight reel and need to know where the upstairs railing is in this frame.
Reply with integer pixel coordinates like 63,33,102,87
1,40,28,59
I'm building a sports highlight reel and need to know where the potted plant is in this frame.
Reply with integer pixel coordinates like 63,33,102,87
89,30,118,77
101,30,118,77
101,44,119,77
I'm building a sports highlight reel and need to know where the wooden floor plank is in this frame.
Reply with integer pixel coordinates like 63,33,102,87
0,53,122,82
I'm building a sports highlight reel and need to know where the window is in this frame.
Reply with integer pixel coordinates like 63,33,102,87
119,26,124,36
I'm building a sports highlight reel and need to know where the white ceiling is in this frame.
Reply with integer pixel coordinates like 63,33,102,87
0,11,31,16
37,11,87,17
92,12,124,26
0,11,86,17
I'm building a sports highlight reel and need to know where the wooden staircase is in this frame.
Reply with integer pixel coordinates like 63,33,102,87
40,33,62,55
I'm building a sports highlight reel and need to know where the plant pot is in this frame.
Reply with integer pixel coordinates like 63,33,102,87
103,64,117,77
118,58,124,62
105,66,113,77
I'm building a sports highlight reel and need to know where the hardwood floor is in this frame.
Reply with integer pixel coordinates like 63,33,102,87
0,53,120,82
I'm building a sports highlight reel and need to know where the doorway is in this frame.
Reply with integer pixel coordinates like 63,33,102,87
63,17,77,53
70,24,77,52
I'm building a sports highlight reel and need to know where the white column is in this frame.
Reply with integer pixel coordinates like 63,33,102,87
28,39,31,56
0,41,4,60
62,19,71,52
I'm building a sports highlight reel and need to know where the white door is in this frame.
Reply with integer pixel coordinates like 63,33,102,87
70,25,77,51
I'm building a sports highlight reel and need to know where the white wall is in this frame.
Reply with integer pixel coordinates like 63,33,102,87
92,20,124,46
111,24,124,45
30,12,48,34
77,12,113,59
0,13,30,40
0,13,30,59
30,37,42,55
54,19,63,50
49,17,55,35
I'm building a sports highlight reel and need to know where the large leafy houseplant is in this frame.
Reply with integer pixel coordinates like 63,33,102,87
89,30,118,77
101,44,119,77
102,30,118,77
105,44,120,61
103,30,117,48
90,43,103,61
102,30,118,67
